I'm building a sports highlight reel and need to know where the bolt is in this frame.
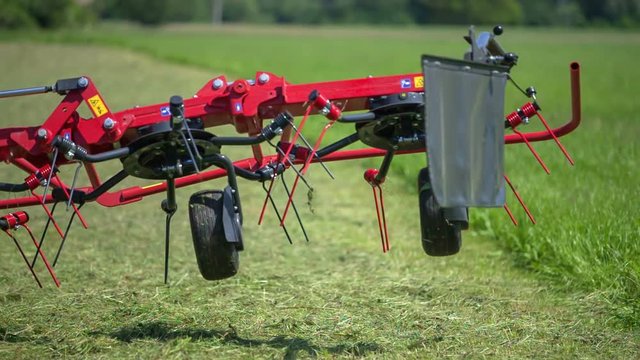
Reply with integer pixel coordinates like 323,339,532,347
36,128,48,140
77,77,89,88
212,79,224,90
102,117,115,130
258,73,270,84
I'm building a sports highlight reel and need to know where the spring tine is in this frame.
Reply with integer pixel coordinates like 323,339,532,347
287,119,334,179
53,203,84,267
42,148,58,205
504,174,536,224
66,162,82,209
261,182,293,244
281,174,309,242
54,173,87,229
258,176,277,225
179,131,200,173
377,185,390,252
183,122,203,164
503,203,519,226
4,229,43,288
513,128,550,175
271,142,313,191
164,211,174,285
31,201,58,268
535,111,575,165
23,224,60,287
279,106,312,164
281,119,337,226
371,186,387,253
31,190,65,238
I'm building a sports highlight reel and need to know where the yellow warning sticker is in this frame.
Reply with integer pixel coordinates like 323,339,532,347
87,95,109,117
413,76,424,88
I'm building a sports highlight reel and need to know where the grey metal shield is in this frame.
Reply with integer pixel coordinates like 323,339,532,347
422,55,508,207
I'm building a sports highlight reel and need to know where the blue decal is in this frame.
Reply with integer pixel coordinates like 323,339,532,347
400,78,411,89
234,103,243,112
161,106,170,117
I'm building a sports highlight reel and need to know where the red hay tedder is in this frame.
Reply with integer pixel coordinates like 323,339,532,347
0,26,581,287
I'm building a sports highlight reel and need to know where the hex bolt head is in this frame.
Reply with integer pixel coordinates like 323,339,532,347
212,79,224,90
258,73,270,84
36,128,48,140
77,77,89,88
103,117,115,130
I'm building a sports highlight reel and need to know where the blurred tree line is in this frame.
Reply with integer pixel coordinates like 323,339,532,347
2,0,639,29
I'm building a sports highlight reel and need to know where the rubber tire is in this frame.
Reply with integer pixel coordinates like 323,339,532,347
418,167,462,256
189,190,239,280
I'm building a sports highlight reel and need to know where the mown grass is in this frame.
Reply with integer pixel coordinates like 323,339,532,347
7,23,637,326
0,25,637,358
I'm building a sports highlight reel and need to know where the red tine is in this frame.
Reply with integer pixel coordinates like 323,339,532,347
280,117,337,226
503,203,518,226
23,224,60,287
258,176,276,225
371,187,387,252
377,185,390,252
512,128,551,175
3,229,43,288
535,111,575,166
259,106,312,225
279,105,312,165
504,174,536,225
30,190,65,238
365,169,389,252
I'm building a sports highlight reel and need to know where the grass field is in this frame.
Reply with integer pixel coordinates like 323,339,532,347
0,25,638,358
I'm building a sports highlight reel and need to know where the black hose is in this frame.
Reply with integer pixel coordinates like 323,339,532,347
82,147,130,162
316,133,361,158
210,112,292,146
52,136,130,163
340,112,376,123
0,182,30,192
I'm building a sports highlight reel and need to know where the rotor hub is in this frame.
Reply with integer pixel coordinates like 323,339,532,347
121,121,220,180
357,92,425,151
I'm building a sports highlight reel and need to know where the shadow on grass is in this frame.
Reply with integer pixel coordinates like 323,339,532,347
99,321,380,358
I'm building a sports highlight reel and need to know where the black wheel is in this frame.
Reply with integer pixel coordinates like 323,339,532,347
188,190,239,280
418,167,462,256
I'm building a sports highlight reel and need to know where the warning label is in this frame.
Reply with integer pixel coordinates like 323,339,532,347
87,95,108,117
413,76,424,88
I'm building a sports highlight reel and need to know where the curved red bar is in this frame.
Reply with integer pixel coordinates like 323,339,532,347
505,62,581,144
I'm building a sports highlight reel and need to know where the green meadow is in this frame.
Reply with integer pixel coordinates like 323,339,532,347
0,25,638,358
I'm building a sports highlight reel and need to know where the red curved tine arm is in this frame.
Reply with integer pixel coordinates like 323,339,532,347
505,62,581,144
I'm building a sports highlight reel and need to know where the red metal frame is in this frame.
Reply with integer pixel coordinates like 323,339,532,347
0,62,581,210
